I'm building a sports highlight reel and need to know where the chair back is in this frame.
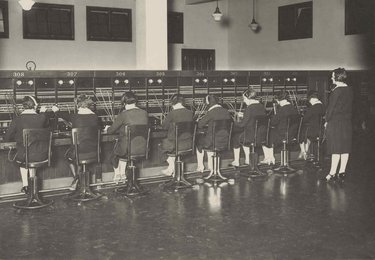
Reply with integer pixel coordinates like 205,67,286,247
286,114,302,144
253,115,270,146
23,128,52,167
125,124,150,160
71,127,101,164
318,115,325,140
173,121,196,156
211,119,233,151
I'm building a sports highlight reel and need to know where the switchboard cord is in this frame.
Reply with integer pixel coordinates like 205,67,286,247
7,147,17,162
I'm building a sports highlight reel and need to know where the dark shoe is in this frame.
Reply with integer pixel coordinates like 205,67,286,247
21,186,29,194
337,172,346,181
325,174,337,182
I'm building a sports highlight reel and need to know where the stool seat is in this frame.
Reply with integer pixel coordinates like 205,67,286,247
16,160,49,168
167,149,192,157
119,155,147,161
28,160,49,168
79,158,99,165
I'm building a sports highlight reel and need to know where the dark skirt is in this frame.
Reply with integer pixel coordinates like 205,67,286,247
232,126,244,149
326,119,352,154
65,147,98,162
300,124,321,143
14,144,48,166
196,133,211,152
159,137,192,161
268,128,283,147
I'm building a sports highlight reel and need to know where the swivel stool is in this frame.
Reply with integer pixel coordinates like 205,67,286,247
203,119,234,186
163,121,197,192
68,127,103,203
116,124,150,197
273,114,302,175
13,128,54,210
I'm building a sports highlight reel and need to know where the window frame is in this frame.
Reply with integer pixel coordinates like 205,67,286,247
0,1,9,39
168,11,184,44
345,0,374,35
278,1,313,41
86,6,132,42
22,3,74,40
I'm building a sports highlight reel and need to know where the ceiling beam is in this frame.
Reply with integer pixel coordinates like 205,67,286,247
185,0,215,5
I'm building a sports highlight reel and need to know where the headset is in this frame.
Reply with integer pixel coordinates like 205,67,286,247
170,94,184,106
121,91,137,106
26,95,38,110
205,95,219,107
243,88,257,99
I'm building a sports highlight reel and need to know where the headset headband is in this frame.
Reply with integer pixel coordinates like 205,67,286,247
27,95,38,108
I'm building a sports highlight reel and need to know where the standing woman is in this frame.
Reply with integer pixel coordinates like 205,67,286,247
106,91,148,183
325,68,353,181
160,94,193,175
196,95,231,172
231,88,266,167
4,96,49,194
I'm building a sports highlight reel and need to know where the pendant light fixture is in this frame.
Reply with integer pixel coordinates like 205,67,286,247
212,0,223,22
249,0,259,31
18,0,35,11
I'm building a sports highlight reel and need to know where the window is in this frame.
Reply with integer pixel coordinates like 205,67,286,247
87,6,132,42
168,12,183,44
23,3,74,40
0,1,9,38
181,49,215,71
278,2,312,41
345,0,374,35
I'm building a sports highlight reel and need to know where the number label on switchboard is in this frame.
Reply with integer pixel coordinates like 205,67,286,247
67,72,78,77
115,72,127,77
155,72,165,77
13,72,25,78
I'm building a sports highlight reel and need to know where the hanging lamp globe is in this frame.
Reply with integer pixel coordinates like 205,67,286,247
212,0,223,22
18,0,35,11
249,18,259,31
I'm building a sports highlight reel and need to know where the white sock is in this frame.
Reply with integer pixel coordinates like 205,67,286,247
196,149,204,169
113,165,121,180
339,154,349,173
118,160,127,179
269,147,275,162
243,146,250,164
299,143,305,154
207,151,214,170
20,167,29,187
166,156,175,172
262,146,269,161
233,148,240,165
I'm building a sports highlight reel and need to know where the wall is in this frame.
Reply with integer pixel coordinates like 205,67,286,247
167,0,229,70
0,0,136,70
227,0,372,70
0,0,371,71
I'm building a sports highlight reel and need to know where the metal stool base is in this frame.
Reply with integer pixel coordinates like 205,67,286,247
163,160,192,192
13,197,53,210
116,165,148,197
68,170,102,203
